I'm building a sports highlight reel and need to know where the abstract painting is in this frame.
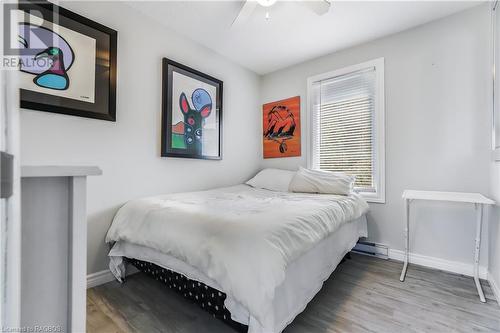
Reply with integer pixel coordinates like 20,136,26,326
161,58,223,160
263,96,301,158
10,0,117,120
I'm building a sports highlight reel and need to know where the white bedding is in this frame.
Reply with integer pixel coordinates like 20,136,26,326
106,184,368,332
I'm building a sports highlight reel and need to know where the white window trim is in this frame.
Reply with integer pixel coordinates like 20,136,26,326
306,58,386,203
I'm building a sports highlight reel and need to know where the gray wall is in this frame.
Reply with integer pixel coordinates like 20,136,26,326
259,5,492,267
19,1,262,275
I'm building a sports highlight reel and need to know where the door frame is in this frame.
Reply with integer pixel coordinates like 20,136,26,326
1,1,21,328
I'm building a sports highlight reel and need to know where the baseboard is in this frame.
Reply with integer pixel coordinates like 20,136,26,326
488,271,500,306
87,269,115,289
389,249,488,280
87,265,140,289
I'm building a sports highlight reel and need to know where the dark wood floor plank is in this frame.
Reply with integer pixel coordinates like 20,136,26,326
87,254,500,333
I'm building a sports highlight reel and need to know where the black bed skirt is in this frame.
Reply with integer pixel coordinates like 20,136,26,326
127,258,249,333
127,253,352,332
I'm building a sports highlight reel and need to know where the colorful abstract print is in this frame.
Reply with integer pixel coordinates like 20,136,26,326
172,89,212,154
264,105,296,154
262,96,301,158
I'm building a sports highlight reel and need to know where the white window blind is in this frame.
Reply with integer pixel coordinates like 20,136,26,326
310,64,382,195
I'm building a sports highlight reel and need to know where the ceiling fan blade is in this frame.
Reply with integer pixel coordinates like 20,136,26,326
300,0,331,16
231,0,258,28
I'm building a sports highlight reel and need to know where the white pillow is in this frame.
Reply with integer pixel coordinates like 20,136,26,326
246,168,296,192
288,167,355,195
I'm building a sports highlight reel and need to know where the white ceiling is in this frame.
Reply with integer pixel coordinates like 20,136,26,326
127,1,482,75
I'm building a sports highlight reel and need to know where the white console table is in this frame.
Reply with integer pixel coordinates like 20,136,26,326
400,190,495,303
21,166,101,332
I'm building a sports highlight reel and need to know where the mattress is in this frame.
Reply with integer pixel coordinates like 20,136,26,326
109,215,367,333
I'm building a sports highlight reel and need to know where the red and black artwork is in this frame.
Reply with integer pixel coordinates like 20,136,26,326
263,96,301,158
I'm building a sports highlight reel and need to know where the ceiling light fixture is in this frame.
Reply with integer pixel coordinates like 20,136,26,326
256,0,277,7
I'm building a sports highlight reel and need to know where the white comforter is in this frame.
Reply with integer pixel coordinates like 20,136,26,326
106,185,368,330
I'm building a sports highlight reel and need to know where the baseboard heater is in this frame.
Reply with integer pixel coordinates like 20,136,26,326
352,240,389,259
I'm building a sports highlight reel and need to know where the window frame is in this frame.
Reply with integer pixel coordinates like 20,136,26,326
306,58,385,203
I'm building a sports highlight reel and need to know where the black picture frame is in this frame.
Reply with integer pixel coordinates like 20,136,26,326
12,0,117,121
161,58,223,160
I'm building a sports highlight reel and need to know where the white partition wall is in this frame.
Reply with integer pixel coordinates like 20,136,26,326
20,166,101,332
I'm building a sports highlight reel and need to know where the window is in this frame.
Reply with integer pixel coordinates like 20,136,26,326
307,58,385,203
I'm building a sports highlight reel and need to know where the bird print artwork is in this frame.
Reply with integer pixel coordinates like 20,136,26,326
33,47,70,90
17,23,75,91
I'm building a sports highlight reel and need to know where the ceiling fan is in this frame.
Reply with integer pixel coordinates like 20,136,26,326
231,0,331,27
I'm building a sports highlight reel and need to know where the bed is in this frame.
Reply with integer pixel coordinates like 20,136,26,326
106,183,368,333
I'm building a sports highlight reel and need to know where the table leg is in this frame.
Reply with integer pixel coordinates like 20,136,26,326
474,203,486,303
400,199,410,282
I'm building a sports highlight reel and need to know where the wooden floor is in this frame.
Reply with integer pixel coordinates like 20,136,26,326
87,254,500,333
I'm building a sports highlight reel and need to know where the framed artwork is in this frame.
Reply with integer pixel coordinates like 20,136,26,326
161,58,223,160
11,0,117,121
263,96,301,158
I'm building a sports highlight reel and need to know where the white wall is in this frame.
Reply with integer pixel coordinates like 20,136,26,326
19,1,261,274
260,5,492,269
